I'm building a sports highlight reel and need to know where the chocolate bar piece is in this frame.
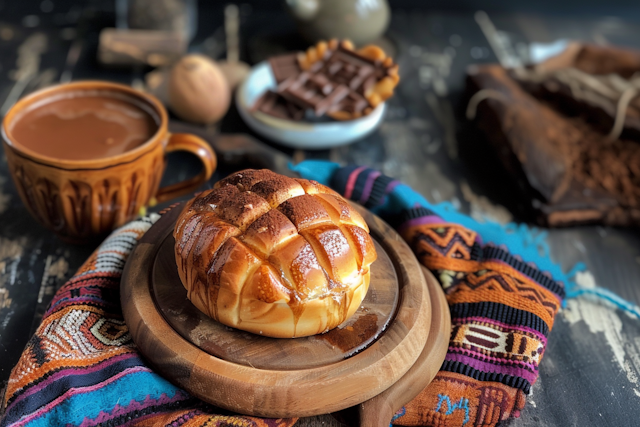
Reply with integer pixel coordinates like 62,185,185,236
329,91,371,119
278,72,351,116
318,46,379,95
269,53,301,84
253,90,305,121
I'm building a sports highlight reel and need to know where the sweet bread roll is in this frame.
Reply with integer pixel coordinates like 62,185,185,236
173,169,377,338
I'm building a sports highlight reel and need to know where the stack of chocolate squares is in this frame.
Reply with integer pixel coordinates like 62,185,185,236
252,40,399,122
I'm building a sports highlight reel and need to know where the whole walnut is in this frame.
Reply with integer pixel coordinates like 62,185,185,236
169,54,231,124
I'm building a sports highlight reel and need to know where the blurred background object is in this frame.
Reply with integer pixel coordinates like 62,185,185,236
285,0,390,46
216,4,250,90
97,27,187,66
116,0,197,42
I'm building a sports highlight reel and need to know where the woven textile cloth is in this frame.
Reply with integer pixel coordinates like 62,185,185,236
1,163,566,427
0,216,296,427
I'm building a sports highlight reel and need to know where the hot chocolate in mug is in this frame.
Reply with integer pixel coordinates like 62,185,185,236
2,80,217,242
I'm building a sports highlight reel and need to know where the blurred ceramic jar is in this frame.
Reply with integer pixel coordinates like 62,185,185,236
285,0,390,46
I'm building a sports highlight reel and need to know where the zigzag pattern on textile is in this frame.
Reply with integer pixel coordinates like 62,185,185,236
413,228,564,297
481,246,565,298
394,219,564,425
401,221,562,399
460,270,561,319
411,225,478,261
420,260,561,328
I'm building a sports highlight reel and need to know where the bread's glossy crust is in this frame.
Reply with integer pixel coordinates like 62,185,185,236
174,169,377,338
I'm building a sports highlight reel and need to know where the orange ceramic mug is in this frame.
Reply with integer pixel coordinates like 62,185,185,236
2,81,217,242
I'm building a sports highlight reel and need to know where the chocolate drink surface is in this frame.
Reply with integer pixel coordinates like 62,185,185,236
10,92,158,160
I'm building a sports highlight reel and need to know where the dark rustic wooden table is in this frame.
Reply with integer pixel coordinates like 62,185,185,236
1,2,640,426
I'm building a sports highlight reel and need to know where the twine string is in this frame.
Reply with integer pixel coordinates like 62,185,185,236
466,89,510,120
513,66,640,142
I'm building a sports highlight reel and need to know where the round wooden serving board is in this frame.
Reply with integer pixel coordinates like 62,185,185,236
121,202,449,421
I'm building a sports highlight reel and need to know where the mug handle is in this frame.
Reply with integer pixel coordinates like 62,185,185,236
154,133,217,204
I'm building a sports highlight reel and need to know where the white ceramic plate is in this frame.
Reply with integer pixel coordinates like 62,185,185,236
236,61,386,149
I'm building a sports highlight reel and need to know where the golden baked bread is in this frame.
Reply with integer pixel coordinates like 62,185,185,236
173,169,377,338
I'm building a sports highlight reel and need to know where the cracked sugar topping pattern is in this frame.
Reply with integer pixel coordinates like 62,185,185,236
174,169,376,305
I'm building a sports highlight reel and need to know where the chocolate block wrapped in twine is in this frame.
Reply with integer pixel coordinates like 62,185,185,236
4,160,637,427
466,43,640,228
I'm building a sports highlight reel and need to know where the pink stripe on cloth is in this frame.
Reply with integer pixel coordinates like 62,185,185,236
384,180,401,194
359,171,381,204
344,166,367,199
4,353,138,414
14,366,151,427
448,346,540,370
444,352,538,384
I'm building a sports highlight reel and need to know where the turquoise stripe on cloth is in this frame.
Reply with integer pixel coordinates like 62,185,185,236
15,367,185,427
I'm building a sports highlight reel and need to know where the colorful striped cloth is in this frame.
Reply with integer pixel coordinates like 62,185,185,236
1,162,569,426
